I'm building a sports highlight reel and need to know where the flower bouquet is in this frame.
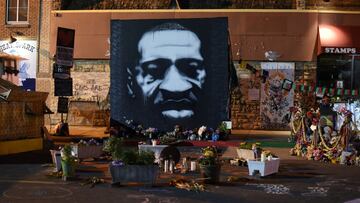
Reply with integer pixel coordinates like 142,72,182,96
199,146,221,184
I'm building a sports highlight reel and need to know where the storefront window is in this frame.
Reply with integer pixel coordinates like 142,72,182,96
6,0,28,24
317,53,360,101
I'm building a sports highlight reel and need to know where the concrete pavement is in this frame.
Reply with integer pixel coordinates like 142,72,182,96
0,159,360,203
1,127,360,203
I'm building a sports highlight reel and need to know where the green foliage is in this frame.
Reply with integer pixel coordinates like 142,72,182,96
198,146,218,166
103,136,123,160
61,144,76,163
239,142,261,150
121,149,155,165
218,122,228,132
103,136,155,165
138,150,155,165
159,134,177,145
121,150,138,165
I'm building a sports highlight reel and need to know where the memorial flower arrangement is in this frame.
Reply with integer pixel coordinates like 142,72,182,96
198,146,219,166
198,146,221,184
143,127,159,139
104,135,155,166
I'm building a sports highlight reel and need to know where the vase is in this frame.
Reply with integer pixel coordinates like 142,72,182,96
199,164,221,184
61,160,76,178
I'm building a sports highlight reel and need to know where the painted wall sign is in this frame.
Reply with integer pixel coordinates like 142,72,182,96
56,27,75,67
53,63,71,79
324,47,357,54
0,40,37,90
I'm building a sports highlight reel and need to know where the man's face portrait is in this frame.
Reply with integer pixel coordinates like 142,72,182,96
111,18,229,131
135,27,206,120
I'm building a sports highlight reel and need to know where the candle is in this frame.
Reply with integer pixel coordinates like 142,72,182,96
182,158,188,173
169,160,174,173
261,152,266,162
152,139,157,146
267,155,272,161
164,160,169,173
190,161,196,171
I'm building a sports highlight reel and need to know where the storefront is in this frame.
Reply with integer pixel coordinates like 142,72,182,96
48,10,359,130
317,13,360,130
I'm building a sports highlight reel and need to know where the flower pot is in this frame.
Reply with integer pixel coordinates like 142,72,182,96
61,160,76,178
71,144,103,159
109,164,159,185
199,164,221,184
247,158,280,177
50,150,62,172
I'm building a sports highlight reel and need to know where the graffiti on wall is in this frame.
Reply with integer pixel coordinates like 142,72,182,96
72,72,110,102
67,61,110,125
260,62,294,129
73,60,109,72
71,61,110,102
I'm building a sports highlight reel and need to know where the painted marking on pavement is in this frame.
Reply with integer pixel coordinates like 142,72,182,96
0,179,67,185
301,187,328,197
3,186,73,199
246,183,290,195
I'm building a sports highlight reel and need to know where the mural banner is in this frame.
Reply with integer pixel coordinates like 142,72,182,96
0,40,37,91
110,17,229,131
260,62,294,129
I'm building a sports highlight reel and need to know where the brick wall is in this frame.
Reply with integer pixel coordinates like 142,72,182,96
51,0,360,10
0,0,39,40
230,61,316,130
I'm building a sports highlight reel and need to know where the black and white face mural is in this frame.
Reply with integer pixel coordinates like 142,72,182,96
111,18,229,131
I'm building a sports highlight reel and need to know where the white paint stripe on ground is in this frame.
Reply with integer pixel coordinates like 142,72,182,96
0,179,67,185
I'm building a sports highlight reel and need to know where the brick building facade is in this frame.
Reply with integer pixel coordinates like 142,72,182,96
0,0,40,40
1,0,360,130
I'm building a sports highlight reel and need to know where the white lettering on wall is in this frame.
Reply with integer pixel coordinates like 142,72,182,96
324,47,357,54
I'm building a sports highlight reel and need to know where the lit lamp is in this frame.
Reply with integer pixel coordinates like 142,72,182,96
9,31,23,44
10,35,17,43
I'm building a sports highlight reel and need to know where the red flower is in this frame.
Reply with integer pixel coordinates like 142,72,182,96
306,111,313,118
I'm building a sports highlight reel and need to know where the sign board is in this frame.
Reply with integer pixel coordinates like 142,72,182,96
56,27,75,67
324,47,357,54
55,78,73,96
53,63,71,79
57,97,69,113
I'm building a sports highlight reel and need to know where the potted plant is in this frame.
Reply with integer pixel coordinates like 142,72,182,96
103,136,159,185
72,139,103,159
217,122,230,140
60,144,77,180
198,146,221,184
